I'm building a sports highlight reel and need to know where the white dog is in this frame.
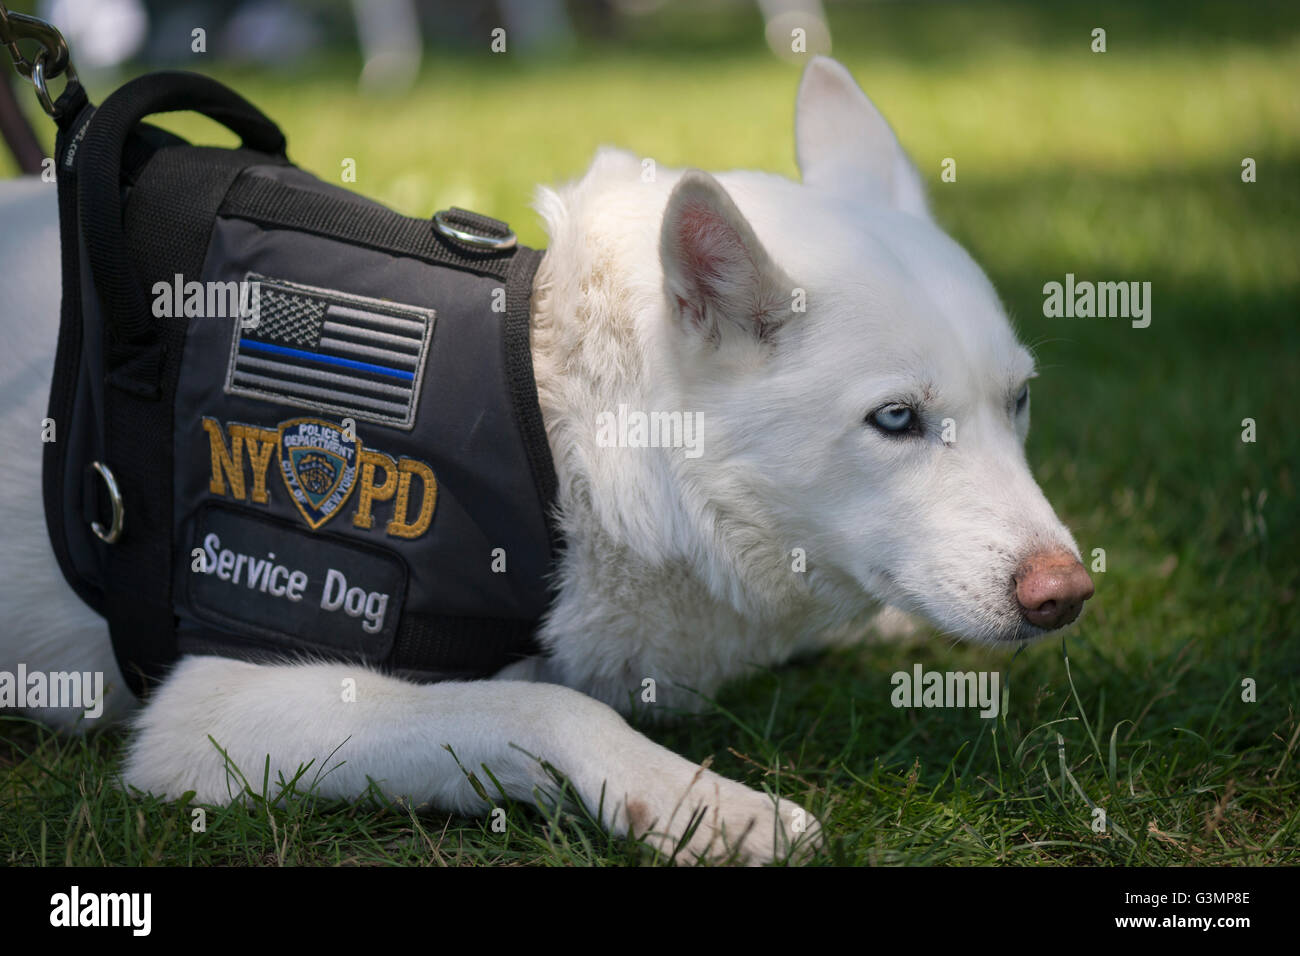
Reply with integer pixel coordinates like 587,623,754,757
0,57,1093,864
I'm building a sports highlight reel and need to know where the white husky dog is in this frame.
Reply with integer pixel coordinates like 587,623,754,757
0,57,1092,863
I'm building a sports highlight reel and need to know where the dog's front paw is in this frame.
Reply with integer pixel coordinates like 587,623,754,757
625,768,821,866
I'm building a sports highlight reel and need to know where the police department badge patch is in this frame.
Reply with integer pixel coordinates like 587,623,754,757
277,418,361,529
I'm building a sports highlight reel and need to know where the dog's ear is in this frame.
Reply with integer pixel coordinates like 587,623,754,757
795,56,929,218
660,170,795,349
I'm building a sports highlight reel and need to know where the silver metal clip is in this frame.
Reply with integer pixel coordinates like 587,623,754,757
0,2,77,117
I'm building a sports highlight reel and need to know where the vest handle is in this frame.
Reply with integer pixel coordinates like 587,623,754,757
78,71,287,381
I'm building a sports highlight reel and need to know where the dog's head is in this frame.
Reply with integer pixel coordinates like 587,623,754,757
657,57,1091,644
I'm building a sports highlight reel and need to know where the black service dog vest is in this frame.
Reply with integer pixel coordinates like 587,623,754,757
42,72,560,696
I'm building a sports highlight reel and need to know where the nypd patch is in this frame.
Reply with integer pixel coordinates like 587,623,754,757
277,418,361,530
202,416,438,539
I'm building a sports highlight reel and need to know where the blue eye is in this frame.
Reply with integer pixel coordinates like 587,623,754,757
869,403,918,435
1014,384,1029,413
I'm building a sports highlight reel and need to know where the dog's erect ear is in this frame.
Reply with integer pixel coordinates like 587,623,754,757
795,56,929,218
660,170,795,348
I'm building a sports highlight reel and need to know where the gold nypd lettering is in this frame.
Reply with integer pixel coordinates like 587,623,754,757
200,417,436,538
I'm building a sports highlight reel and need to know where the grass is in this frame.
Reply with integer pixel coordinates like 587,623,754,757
2,0,1297,865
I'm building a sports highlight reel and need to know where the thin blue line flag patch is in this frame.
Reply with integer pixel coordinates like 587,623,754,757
226,273,434,429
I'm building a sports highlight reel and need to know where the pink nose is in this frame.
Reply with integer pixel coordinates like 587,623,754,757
1014,551,1094,630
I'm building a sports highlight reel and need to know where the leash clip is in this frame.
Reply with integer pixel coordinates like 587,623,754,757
0,2,78,117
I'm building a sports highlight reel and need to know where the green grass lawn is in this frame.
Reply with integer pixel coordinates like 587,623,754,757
2,0,1297,865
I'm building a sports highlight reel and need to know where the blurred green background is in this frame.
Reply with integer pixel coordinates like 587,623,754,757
1,0,1296,864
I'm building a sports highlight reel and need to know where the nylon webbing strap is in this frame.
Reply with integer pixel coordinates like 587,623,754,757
42,85,102,616
390,613,541,678
502,246,561,563
102,394,177,695
220,172,519,280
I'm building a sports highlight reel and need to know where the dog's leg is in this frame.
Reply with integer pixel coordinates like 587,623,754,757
124,656,818,864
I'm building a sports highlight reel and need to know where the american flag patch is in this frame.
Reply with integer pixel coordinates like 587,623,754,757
225,273,434,429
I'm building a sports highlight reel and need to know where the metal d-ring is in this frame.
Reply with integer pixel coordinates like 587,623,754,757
31,51,75,117
433,209,517,250
89,461,124,544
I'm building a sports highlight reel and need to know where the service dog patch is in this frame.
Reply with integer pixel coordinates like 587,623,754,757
225,273,434,429
188,504,407,658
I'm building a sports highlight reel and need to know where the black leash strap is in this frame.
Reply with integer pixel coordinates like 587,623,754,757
43,83,100,621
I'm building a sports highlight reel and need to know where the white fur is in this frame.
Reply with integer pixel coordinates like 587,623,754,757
0,57,1083,863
